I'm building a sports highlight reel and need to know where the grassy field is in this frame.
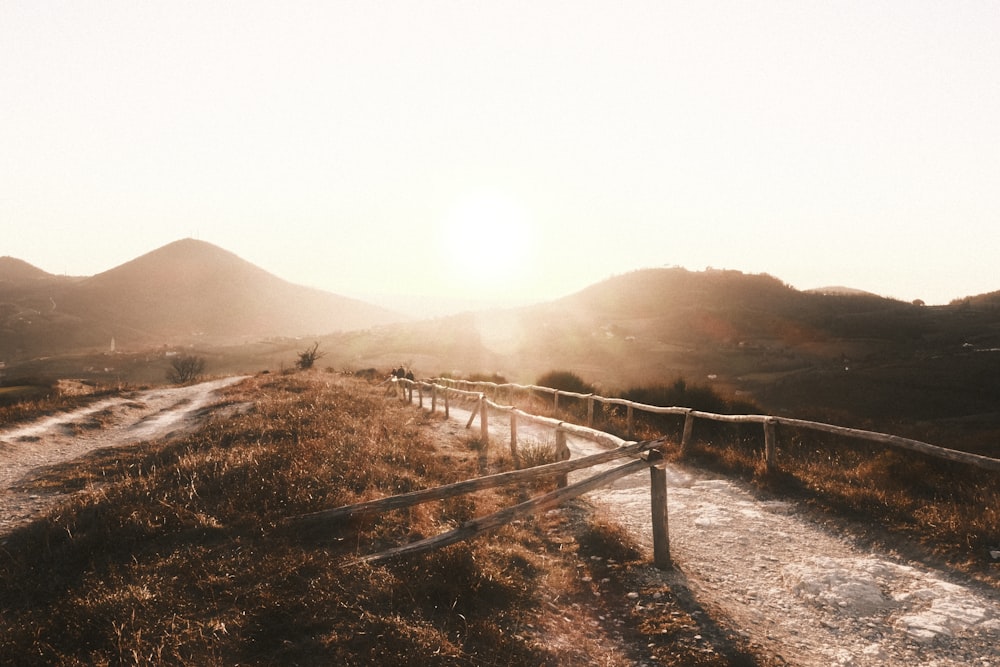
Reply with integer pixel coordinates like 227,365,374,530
0,372,773,666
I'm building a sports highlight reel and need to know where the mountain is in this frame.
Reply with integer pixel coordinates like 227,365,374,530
0,239,403,359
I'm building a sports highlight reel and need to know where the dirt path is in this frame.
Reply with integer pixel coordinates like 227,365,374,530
438,398,1000,667
0,377,246,535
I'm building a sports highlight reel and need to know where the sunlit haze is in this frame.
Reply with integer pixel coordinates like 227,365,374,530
3,2,999,315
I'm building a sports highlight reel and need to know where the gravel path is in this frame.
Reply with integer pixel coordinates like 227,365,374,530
439,398,1000,667
0,377,246,535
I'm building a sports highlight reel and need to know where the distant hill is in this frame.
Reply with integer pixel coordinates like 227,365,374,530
0,257,72,286
0,239,403,359
318,267,1000,454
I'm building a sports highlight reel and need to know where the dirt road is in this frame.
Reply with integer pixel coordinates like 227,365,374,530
438,397,1000,667
0,377,246,535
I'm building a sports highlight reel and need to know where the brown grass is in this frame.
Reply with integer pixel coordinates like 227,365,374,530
0,373,776,666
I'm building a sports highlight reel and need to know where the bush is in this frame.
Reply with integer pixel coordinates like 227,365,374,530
535,370,593,394
621,378,758,415
166,354,205,384
295,342,325,370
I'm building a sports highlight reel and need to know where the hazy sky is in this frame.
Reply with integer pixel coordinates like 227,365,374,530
3,1,998,314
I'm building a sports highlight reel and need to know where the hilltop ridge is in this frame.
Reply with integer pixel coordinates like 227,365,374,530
0,256,75,286
0,238,404,359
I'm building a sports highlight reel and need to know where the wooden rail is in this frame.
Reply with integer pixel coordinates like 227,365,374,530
424,378,1000,473
354,457,653,565
287,438,659,526
288,435,669,567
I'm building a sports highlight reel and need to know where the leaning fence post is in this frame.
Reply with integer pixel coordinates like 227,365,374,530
555,425,570,487
627,403,634,439
466,395,482,429
680,410,694,456
648,451,671,569
480,395,489,450
764,418,777,473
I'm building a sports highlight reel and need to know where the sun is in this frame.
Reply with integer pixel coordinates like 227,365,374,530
438,192,536,294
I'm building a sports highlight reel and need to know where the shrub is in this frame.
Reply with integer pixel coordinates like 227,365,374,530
166,354,205,384
517,439,557,469
295,342,325,370
535,370,593,394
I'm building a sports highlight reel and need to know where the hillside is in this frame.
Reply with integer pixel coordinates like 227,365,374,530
5,259,1000,455
319,268,1000,455
0,256,72,286
0,239,403,359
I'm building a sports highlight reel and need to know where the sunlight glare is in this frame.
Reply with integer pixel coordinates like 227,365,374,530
439,192,536,295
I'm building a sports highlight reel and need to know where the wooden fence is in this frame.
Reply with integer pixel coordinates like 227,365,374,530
290,375,999,568
290,377,675,567
420,378,1000,474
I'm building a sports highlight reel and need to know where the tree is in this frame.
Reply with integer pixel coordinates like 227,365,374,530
167,354,205,384
296,342,325,370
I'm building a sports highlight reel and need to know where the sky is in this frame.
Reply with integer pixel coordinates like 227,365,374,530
2,1,999,315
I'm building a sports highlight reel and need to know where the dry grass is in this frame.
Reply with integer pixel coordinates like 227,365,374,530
0,373,776,666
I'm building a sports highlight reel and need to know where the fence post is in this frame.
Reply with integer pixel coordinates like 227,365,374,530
587,395,595,428
553,390,560,413
680,410,694,456
444,387,450,419
627,403,634,439
764,418,777,473
648,452,671,569
510,410,519,465
555,425,570,487
466,395,482,429
431,385,437,413
480,395,489,450
417,383,423,409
